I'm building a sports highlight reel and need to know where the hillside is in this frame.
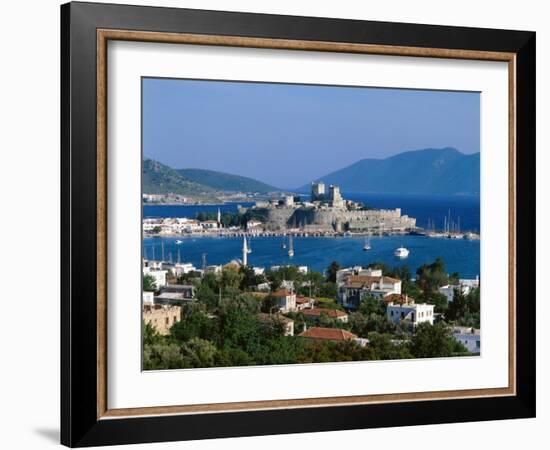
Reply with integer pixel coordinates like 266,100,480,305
142,159,219,201
300,147,479,196
176,168,278,193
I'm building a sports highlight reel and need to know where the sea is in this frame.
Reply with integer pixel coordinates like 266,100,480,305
143,193,480,279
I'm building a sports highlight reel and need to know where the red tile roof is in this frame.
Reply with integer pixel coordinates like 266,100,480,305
384,294,413,304
271,289,294,297
299,327,357,341
345,275,401,288
382,276,401,284
302,308,347,319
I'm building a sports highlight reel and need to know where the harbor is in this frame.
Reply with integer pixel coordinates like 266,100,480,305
142,191,480,278
143,233,480,279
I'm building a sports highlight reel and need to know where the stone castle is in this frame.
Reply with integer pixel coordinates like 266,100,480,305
240,182,416,233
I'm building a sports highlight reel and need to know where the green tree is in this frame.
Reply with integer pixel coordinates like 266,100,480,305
143,321,163,346
449,271,461,285
410,322,469,358
221,266,244,290
446,287,480,328
446,288,468,321
143,274,157,292
326,261,341,283
180,338,217,368
201,272,220,292
367,332,412,360
420,291,449,313
367,261,391,275
217,297,261,350
195,283,219,310
357,294,384,315
416,257,449,294
143,343,185,370
317,282,337,299
214,347,252,367
298,271,325,296
260,294,280,314
239,265,265,291
177,271,202,285
170,304,217,343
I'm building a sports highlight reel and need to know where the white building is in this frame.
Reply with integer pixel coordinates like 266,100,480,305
255,282,271,291
154,284,196,305
271,265,308,275
386,296,434,327
252,267,265,276
438,277,479,302
171,263,197,277
246,220,263,230
271,289,297,313
336,266,382,285
200,220,219,230
142,291,154,305
259,313,294,336
205,265,222,275
339,273,401,309
452,326,481,354
142,266,167,289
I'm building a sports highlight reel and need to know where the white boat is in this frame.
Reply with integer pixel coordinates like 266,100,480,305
175,240,183,245
288,235,294,257
363,237,371,251
343,231,352,237
247,237,252,254
394,246,409,258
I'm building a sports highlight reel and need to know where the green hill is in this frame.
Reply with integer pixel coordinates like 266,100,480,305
142,159,219,201
176,168,278,193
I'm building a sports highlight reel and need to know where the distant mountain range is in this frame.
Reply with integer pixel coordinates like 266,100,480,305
298,147,480,196
144,148,479,199
143,158,278,198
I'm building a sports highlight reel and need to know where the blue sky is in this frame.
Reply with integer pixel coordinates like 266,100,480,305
143,78,480,188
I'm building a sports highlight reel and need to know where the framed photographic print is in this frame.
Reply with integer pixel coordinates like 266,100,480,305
61,1,536,447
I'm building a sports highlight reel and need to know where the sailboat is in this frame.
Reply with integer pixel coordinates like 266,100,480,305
288,235,294,257
281,235,287,249
363,236,371,251
247,236,252,254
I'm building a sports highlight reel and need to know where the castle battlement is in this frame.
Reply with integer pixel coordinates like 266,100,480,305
246,184,416,233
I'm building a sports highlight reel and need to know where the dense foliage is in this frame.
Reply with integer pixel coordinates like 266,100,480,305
143,259,473,370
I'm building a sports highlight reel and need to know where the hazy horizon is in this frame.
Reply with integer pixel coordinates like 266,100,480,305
143,78,480,188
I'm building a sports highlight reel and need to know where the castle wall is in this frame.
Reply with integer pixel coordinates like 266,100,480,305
251,206,416,232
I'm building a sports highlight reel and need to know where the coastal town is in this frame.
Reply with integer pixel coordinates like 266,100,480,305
143,252,480,369
143,182,479,240
143,184,481,369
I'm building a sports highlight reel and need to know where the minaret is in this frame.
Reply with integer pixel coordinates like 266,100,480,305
217,208,222,228
242,236,248,266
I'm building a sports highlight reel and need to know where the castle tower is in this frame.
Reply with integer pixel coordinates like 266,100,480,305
242,236,248,266
311,181,325,201
329,185,344,207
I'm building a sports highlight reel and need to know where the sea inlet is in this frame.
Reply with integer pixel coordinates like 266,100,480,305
143,193,480,278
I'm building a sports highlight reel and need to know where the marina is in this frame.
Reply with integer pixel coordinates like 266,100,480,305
142,192,480,278
143,234,480,279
